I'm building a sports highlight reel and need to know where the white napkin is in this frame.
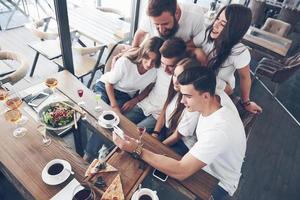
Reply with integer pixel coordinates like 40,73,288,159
50,179,83,200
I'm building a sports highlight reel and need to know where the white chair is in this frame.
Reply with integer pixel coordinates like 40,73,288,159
0,51,29,85
53,45,107,88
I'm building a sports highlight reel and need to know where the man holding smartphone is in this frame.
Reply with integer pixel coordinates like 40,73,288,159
113,66,246,200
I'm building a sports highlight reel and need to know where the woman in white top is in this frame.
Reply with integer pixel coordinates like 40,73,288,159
152,58,199,155
193,4,262,114
94,37,164,113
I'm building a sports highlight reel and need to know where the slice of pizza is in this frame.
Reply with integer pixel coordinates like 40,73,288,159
85,159,118,177
101,174,124,200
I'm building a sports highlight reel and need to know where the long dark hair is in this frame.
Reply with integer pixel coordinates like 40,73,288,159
163,58,201,133
205,4,252,72
124,36,164,68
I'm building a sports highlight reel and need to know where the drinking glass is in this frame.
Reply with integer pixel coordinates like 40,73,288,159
94,94,102,112
6,95,28,125
37,124,51,146
137,126,146,144
45,78,58,98
72,184,94,200
77,89,86,106
0,87,8,114
4,109,27,137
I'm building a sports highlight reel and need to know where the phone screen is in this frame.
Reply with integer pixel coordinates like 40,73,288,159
28,93,49,107
153,169,168,181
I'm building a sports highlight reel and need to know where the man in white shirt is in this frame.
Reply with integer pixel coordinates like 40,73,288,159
124,37,187,132
132,0,205,47
113,66,246,200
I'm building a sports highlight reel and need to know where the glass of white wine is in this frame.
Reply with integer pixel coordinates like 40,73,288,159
4,109,27,138
94,94,103,112
37,123,51,146
45,78,58,99
6,94,28,125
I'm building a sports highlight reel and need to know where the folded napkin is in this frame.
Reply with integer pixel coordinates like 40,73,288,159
50,179,83,200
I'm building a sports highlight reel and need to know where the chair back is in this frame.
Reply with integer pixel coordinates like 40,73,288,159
28,17,58,40
273,53,300,83
261,18,291,37
0,51,29,84
231,96,258,139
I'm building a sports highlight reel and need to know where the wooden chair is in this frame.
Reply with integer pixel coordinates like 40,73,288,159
52,45,107,88
261,18,291,37
0,50,29,85
26,17,61,77
254,52,300,95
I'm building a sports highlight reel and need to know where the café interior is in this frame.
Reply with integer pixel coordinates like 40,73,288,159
0,0,300,200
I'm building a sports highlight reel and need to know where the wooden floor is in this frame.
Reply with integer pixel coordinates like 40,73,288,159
1,26,300,200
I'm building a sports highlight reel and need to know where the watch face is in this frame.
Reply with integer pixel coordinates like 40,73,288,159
131,152,140,159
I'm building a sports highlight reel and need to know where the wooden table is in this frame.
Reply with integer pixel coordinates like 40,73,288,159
68,6,131,45
0,70,218,200
242,26,292,58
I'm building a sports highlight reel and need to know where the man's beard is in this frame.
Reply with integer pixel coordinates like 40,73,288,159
158,18,179,40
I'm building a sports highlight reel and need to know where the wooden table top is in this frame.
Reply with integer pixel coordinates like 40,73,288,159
68,6,131,45
243,26,292,57
0,70,218,200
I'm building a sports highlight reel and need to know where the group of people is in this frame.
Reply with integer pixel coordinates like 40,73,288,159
85,1,263,199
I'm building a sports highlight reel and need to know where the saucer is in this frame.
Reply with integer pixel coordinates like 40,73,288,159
98,115,120,128
131,188,159,200
42,159,72,185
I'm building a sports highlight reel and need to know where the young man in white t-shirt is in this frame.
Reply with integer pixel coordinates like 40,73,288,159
113,66,246,200
132,0,205,47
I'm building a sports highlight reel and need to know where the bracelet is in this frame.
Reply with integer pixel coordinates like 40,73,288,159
241,99,251,107
152,131,160,135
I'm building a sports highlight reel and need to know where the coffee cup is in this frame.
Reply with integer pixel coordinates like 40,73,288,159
131,188,159,200
44,159,70,182
99,110,117,126
72,186,94,200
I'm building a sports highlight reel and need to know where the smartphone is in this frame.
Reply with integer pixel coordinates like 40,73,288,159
152,169,168,182
28,92,49,107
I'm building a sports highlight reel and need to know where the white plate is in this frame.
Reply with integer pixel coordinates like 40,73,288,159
42,159,72,185
98,115,120,128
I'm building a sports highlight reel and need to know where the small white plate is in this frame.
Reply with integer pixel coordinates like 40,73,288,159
98,115,120,128
42,159,72,185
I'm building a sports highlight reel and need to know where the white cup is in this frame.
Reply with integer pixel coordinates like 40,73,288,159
99,110,117,126
131,188,159,200
44,159,70,182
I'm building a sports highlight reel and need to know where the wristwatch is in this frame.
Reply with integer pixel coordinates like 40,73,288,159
131,143,143,159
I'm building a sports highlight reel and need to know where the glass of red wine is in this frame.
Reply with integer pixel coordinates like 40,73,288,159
137,126,146,144
77,89,85,106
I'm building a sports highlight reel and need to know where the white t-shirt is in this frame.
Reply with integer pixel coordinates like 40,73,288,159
99,57,157,97
138,67,172,119
187,91,246,196
139,3,205,46
197,36,251,90
165,93,198,149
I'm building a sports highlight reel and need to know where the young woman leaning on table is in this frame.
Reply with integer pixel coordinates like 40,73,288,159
191,4,262,114
93,36,164,113
151,58,199,155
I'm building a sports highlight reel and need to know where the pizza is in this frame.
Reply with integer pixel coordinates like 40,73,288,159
101,174,124,200
85,159,118,177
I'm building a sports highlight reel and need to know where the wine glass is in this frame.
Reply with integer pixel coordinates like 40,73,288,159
4,109,27,138
77,89,86,106
45,78,58,98
6,95,28,125
137,126,146,144
0,87,8,114
94,94,102,112
37,124,51,146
